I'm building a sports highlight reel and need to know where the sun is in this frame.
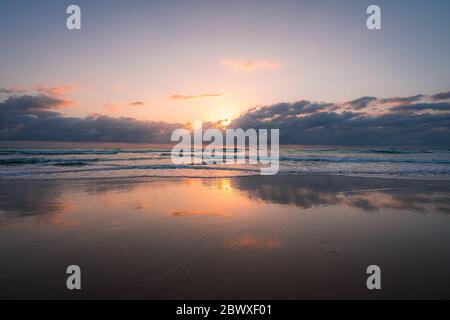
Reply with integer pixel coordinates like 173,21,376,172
221,117,232,127
215,117,232,129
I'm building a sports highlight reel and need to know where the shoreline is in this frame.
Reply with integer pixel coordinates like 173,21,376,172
1,172,450,184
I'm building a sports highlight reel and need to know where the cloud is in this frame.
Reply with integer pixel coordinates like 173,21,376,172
2,90,450,146
378,94,424,105
0,85,74,107
230,90,450,147
431,90,450,101
344,94,425,111
344,96,377,110
104,101,147,112
170,93,224,100
0,94,184,142
34,85,76,97
0,87,26,95
220,59,280,71
129,101,146,106
390,102,450,113
1,94,68,113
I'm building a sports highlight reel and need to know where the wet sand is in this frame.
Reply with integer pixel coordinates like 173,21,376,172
0,175,449,299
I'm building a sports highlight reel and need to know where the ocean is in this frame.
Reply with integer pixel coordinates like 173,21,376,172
0,142,450,180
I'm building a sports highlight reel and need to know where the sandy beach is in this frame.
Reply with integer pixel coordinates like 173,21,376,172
1,174,449,299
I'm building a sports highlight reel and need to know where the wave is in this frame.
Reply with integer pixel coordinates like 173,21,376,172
59,164,258,173
280,168,450,176
53,162,90,166
366,149,425,154
0,156,170,166
359,149,435,154
2,155,450,166
280,156,450,164
0,158,101,166
285,148,439,154
0,147,444,157
0,149,171,156
0,163,259,177
0,158,46,165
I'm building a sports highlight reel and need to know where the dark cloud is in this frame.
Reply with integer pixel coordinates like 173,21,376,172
379,94,424,105
344,94,425,110
391,102,450,113
0,94,184,142
1,91,450,146
0,87,26,95
344,96,377,109
432,90,450,101
230,92,450,147
0,94,67,120
236,100,333,122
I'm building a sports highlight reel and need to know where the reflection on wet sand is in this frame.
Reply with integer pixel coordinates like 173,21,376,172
1,176,450,221
223,235,282,251
0,180,70,217
171,210,226,217
0,180,79,228
230,175,450,214
0,175,450,299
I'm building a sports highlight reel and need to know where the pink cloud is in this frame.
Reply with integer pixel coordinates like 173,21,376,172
220,59,280,71
129,101,146,106
104,101,147,113
170,93,224,100
34,85,76,97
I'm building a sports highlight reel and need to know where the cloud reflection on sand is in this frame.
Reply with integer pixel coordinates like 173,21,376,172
230,175,450,214
1,176,450,225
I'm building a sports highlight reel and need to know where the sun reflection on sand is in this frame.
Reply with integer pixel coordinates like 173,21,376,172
218,178,233,192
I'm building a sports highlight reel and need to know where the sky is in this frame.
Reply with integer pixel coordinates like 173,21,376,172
0,0,449,145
